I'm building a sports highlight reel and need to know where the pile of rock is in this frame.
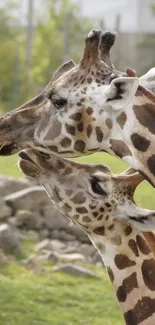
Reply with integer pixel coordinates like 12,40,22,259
0,174,103,276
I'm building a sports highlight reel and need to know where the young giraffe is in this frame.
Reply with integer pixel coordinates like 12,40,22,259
18,148,155,325
1,29,155,186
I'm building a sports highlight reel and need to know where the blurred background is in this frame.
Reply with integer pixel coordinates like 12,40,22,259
0,1,155,325
1,0,155,112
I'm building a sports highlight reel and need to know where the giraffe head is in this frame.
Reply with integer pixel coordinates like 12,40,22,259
18,148,155,236
0,29,138,157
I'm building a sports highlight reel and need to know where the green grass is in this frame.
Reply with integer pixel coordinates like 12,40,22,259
0,263,124,325
0,152,155,324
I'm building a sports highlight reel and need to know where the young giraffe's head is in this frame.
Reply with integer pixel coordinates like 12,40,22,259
0,29,135,157
18,149,155,234
18,148,155,325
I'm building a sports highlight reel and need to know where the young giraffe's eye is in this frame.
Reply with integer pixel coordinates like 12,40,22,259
90,177,107,196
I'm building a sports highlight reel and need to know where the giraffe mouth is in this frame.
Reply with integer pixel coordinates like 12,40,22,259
0,142,19,155
18,149,41,177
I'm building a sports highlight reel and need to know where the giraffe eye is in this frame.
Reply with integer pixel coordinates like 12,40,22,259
90,177,107,196
49,95,67,109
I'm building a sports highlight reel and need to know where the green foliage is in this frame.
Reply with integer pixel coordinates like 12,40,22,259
30,0,93,90
0,0,94,112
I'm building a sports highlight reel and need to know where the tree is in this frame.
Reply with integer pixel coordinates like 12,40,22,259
0,1,26,111
30,0,94,92
0,0,95,112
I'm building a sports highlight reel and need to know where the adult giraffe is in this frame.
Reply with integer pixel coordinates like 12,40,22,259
1,29,155,186
19,148,155,325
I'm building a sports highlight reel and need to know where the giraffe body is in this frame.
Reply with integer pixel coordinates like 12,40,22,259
18,148,155,325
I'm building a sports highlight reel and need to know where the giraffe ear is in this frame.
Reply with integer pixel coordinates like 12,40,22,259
52,60,76,82
105,77,139,110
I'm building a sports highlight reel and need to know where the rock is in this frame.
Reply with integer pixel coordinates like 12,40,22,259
50,229,61,239
50,239,66,252
0,174,36,197
56,231,76,242
44,205,90,242
22,254,42,273
39,229,50,240
15,210,44,230
67,224,90,243
91,252,104,265
59,253,85,263
26,230,40,242
35,239,51,252
4,186,49,213
43,205,69,230
35,239,66,253
0,198,12,220
77,243,96,259
53,263,100,278
41,251,60,263
0,223,21,254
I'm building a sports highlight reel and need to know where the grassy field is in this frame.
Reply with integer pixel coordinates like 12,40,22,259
0,262,124,325
0,152,155,325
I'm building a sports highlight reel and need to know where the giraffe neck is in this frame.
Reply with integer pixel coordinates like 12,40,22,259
111,89,155,187
89,223,155,325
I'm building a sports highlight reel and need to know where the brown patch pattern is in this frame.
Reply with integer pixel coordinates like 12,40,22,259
124,296,155,325
82,216,91,222
133,103,155,134
116,272,138,303
116,112,127,129
141,258,155,291
96,126,104,142
124,225,132,236
74,140,86,152
105,118,113,129
76,207,88,214
65,123,76,136
136,235,150,255
70,112,82,121
128,239,139,257
147,155,155,176
87,124,92,138
94,226,105,236
131,133,150,152
60,137,71,148
86,107,93,115
115,254,136,270
110,139,132,158
77,122,84,132
71,192,86,204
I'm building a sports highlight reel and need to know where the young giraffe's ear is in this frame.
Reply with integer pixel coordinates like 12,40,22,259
51,60,76,82
105,77,139,110
114,169,144,190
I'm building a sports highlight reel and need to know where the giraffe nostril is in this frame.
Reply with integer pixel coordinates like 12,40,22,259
18,151,34,163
